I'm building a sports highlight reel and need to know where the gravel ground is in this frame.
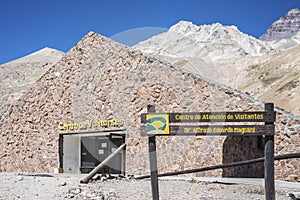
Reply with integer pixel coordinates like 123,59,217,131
0,172,298,200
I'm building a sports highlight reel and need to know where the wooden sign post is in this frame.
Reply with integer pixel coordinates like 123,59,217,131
264,103,275,200
147,105,159,200
141,103,276,200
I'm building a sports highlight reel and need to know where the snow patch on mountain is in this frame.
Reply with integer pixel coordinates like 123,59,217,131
267,31,300,50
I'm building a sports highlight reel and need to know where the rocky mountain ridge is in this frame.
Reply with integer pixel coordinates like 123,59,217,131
1,47,64,65
260,8,300,41
135,21,275,62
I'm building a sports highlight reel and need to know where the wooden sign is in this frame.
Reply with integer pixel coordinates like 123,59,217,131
141,111,275,136
142,104,276,200
141,125,275,136
141,111,275,123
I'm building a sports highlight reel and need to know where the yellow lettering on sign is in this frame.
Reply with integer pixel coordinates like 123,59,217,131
184,127,190,133
212,127,233,133
58,119,125,131
234,127,256,134
201,114,226,120
234,114,264,120
175,114,194,121
58,122,65,131
192,127,213,134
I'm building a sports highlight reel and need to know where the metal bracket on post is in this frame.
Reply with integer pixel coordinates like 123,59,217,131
147,105,159,200
264,103,275,200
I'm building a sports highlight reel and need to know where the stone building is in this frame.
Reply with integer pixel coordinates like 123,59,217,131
0,32,299,180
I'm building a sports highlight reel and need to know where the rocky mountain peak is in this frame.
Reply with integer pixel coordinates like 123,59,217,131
287,8,300,15
169,20,238,36
260,8,300,41
169,20,199,34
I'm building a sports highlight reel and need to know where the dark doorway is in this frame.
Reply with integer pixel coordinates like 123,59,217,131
222,135,264,178
80,134,125,174
109,134,125,174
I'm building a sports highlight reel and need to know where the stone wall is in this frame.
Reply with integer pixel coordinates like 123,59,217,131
274,112,300,180
0,32,299,180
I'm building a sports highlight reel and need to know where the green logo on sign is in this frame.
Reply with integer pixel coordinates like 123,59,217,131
146,114,170,134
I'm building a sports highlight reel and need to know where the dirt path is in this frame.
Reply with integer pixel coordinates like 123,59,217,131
0,172,298,200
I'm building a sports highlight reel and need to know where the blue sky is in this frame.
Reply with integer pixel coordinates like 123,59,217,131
0,0,299,64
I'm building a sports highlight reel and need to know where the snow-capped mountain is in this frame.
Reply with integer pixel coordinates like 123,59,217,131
134,21,275,62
